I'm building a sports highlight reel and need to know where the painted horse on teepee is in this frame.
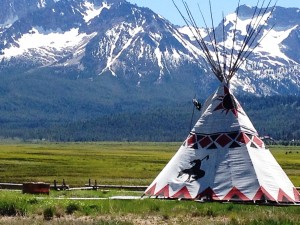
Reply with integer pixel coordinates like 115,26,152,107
144,0,300,204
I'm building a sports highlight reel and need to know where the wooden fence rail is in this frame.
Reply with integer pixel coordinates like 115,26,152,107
0,183,22,190
0,182,299,193
84,184,147,191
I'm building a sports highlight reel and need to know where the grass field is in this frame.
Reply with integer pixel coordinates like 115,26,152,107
0,142,299,224
0,142,181,186
0,142,299,187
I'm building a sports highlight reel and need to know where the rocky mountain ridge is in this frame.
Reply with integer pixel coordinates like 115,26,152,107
0,0,299,96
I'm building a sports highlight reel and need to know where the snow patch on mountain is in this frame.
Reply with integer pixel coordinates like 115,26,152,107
222,11,271,51
255,25,299,65
225,11,271,36
178,26,208,41
100,23,144,76
154,47,165,79
37,0,47,8
173,28,203,60
230,75,257,95
1,27,97,64
82,1,111,23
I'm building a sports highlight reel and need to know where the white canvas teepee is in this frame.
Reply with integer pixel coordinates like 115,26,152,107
144,0,300,203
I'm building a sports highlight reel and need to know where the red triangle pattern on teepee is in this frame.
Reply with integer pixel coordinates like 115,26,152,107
223,187,250,201
186,131,266,150
145,183,156,195
278,188,294,202
253,186,275,201
155,184,170,198
236,133,251,144
252,136,264,148
171,186,192,199
293,188,300,202
196,187,220,201
187,133,197,147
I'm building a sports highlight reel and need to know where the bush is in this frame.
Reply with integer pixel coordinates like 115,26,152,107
0,200,27,216
43,207,54,221
66,202,80,215
0,202,17,216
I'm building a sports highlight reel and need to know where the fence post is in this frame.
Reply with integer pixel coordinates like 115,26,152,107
93,180,97,190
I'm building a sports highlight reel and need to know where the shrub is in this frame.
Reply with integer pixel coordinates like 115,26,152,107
43,207,54,221
66,202,80,215
0,202,17,216
0,200,27,216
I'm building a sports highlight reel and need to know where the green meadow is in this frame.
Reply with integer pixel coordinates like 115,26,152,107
0,142,299,225
0,142,180,186
0,142,299,187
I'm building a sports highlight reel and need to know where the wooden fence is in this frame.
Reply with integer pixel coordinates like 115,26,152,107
0,182,299,193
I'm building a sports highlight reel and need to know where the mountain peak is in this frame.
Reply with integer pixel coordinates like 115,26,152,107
0,0,299,96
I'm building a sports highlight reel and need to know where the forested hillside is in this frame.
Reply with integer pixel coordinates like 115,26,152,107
0,95,298,142
241,95,299,141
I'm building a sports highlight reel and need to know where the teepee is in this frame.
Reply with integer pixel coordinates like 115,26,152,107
144,0,300,204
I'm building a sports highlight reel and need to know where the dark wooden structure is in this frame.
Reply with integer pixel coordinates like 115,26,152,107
22,182,50,194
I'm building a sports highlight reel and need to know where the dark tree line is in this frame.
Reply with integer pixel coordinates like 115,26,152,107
0,95,299,143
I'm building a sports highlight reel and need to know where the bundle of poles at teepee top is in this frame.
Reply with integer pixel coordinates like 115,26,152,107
173,0,276,83
144,0,300,204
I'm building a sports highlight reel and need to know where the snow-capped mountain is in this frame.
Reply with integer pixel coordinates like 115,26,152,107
219,5,300,95
179,5,300,95
0,0,299,96
0,0,204,85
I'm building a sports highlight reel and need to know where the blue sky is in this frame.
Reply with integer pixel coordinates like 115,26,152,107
127,0,300,26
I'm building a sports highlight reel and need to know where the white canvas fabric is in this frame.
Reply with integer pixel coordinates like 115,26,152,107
145,83,300,203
